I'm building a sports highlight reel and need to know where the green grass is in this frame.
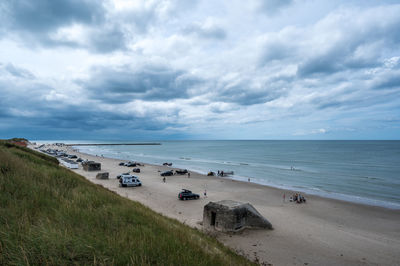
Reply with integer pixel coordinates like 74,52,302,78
0,142,254,265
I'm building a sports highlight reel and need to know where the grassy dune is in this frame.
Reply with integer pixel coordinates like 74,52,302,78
0,142,254,265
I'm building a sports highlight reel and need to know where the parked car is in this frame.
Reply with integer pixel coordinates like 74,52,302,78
68,154,77,159
160,170,174,176
119,175,142,187
125,162,137,167
175,169,188,175
132,168,140,173
178,189,199,200
163,162,172,166
117,172,131,179
76,158,83,162
119,162,125,166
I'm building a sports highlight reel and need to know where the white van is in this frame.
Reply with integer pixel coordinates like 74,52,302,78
119,175,142,187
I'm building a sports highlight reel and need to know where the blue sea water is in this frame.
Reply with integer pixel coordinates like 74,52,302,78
44,140,400,209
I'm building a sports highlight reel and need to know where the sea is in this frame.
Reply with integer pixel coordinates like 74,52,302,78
39,140,400,209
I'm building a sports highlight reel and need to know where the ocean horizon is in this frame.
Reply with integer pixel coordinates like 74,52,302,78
37,140,400,209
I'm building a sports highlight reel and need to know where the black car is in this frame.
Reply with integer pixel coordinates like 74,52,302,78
76,158,83,162
125,162,137,167
119,162,125,166
132,168,140,173
160,170,174,176
117,172,131,179
178,189,200,200
175,169,188,175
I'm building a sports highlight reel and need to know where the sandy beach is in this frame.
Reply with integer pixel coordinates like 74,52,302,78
37,144,400,266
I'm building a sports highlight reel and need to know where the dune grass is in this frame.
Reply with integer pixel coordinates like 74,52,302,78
0,142,254,265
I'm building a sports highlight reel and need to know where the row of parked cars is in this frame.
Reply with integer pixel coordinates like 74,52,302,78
41,148,78,159
160,169,188,176
119,161,143,167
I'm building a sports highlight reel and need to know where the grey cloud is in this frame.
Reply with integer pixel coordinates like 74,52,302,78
1,0,104,33
3,63,35,79
0,0,201,53
297,44,383,77
257,0,294,15
0,72,182,135
216,79,287,106
0,0,130,53
258,39,296,66
372,71,400,90
79,65,203,103
88,26,127,53
183,23,227,40
116,0,199,34
297,54,342,77
297,6,400,77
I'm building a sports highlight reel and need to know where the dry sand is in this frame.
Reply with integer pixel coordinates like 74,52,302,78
37,145,400,265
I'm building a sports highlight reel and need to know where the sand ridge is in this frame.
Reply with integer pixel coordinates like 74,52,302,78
38,145,400,266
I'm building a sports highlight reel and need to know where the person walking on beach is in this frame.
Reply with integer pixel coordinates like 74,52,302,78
163,177,166,183
204,189,207,198
283,193,286,203
188,172,190,178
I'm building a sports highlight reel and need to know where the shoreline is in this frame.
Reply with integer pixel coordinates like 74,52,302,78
73,145,400,210
34,144,400,265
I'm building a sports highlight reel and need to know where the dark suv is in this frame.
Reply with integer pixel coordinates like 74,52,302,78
178,189,200,200
160,170,174,176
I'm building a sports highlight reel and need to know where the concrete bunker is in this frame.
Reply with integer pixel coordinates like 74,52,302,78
203,200,272,232
96,172,109,179
82,161,101,171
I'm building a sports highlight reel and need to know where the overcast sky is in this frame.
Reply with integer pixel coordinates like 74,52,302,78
0,0,399,140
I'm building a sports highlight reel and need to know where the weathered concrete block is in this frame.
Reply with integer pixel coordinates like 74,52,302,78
82,161,101,171
203,200,272,232
96,172,109,179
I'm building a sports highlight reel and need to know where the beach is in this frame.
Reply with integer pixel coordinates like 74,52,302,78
37,144,400,265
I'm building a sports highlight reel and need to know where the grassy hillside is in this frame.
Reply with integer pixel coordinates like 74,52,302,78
0,142,254,265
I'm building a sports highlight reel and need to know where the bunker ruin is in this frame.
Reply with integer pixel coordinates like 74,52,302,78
82,161,101,171
203,200,272,232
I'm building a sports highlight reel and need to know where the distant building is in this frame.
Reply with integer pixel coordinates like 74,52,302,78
203,200,272,232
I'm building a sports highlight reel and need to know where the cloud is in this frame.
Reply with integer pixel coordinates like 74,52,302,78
372,71,400,90
1,63,35,79
0,0,105,46
183,19,227,40
78,64,204,103
297,5,400,77
1,0,104,32
293,128,327,136
256,0,294,15
0,62,185,136
87,25,128,53
0,0,201,53
1,2,400,140
215,78,287,106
